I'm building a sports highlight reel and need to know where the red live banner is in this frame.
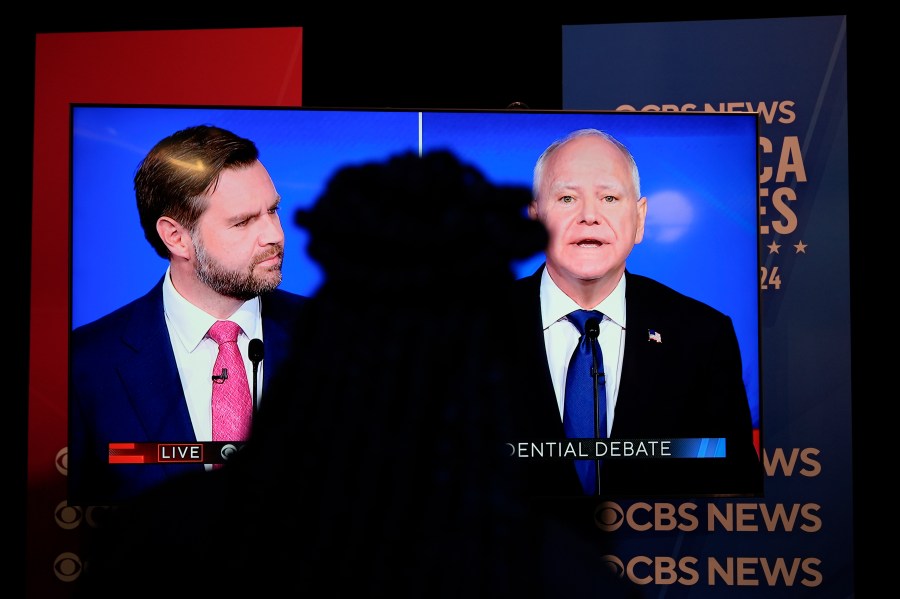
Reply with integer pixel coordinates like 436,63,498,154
108,442,244,464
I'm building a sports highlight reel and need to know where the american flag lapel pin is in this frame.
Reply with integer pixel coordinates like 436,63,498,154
648,329,662,343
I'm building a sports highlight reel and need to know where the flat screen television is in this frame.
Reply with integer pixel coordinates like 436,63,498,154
67,105,762,503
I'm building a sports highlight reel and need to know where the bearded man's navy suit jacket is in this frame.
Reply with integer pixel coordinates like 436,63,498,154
68,276,307,505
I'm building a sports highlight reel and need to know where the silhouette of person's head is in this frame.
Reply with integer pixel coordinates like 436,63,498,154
248,149,550,593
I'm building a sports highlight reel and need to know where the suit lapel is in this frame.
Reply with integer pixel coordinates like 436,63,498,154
614,272,665,437
119,279,196,441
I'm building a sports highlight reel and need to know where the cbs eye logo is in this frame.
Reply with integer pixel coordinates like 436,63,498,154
602,555,626,578
56,447,68,476
221,443,238,461
595,502,626,532
54,552,83,582
55,502,82,530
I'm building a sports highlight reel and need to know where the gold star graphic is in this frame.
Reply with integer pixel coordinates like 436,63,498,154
767,241,781,254
794,240,808,253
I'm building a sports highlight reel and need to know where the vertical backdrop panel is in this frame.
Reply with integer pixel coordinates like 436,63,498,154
28,27,303,597
562,16,850,598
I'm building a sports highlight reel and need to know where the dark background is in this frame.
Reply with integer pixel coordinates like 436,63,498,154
17,9,868,594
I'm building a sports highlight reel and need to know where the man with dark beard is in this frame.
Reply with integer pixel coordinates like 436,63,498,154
68,125,307,506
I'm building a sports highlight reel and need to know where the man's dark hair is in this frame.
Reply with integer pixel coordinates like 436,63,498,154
134,125,259,259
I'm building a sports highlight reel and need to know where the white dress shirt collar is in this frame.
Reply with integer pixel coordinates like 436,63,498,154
539,267,626,330
161,266,262,351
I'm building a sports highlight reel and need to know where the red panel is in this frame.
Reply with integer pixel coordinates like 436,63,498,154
28,27,302,597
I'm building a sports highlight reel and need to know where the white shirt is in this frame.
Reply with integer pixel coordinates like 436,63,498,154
539,268,627,436
161,267,263,442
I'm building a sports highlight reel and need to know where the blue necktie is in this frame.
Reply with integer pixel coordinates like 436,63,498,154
563,309,607,495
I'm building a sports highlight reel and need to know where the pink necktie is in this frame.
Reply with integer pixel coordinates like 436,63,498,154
208,320,253,442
